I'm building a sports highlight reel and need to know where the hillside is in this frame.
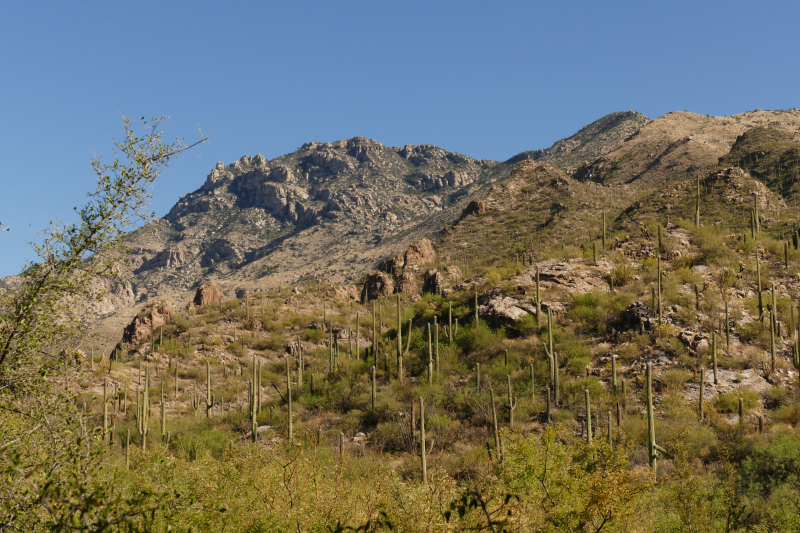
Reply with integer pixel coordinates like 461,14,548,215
10,107,800,531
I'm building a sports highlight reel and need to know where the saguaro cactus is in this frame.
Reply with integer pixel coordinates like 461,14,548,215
434,319,439,372
695,176,701,227
490,389,500,460
427,323,433,385
507,375,517,427
645,364,669,473
396,295,402,380
544,309,555,382
356,312,360,361
770,311,776,373
160,383,166,444
585,390,592,445
699,368,705,420
249,379,256,442
725,300,730,349
286,357,293,441
474,293,479,325
371,365,376,412
448,301,453,344
205,361,215,418
792,340,800,388
611,355,617,397
602,210,607,250
126,429,131,469
657,257,663,324
646,363,656,472
137,368,150,450
712,332,718,385
535,265,541,319
419,397,427,483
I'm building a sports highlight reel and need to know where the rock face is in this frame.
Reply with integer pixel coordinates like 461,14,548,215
121,302,174,346
361,272,394,303
192,282,226,308
394,271,418,294
404,238,436,267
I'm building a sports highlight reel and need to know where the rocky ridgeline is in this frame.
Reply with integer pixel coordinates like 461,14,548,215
82,110,649,321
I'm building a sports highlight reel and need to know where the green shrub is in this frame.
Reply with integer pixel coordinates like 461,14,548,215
714,389,759,413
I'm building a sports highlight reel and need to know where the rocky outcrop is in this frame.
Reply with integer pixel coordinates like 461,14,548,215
422,269,446,295
511,260,612,295
477,290,537,327
271,165,294,182
328,285,360,301
361,272,394,303
394,271,418,294
460,200,485,219
404,238,436,267
380,255,405,274
201,240,240,267
121,301,173,346
192,282,225,308
445,265,462,281
137,247,186,271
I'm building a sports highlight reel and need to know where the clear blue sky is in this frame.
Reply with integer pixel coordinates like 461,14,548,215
1,1,798,276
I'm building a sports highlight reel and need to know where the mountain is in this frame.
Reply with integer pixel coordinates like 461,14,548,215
113,111,650,308
504,110,649,169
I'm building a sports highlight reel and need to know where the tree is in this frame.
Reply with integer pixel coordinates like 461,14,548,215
0,115,207,531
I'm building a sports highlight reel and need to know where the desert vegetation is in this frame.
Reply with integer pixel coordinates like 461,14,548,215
3,111,800,532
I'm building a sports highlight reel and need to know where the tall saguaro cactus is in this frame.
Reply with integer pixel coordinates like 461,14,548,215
507,375,517,427
286,357,293,441
396,295,402,381
535,265,541,320
695,176,701,227
585,390,592,445
602,210,607,250
645,363,669,474
419,397,427,483
137,367,150,450
490,389,500,460
205,361,215,418
699,368,705,420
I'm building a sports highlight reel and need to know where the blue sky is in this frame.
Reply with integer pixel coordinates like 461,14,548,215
1,1,799,276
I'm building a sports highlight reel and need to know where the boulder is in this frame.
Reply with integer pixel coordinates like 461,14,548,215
121,301,174,346
404,238,436,267
360,272,394,303
394,271,418,294
192,282,226,308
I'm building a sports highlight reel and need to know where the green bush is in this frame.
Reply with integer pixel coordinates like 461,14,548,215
715,389,760,413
